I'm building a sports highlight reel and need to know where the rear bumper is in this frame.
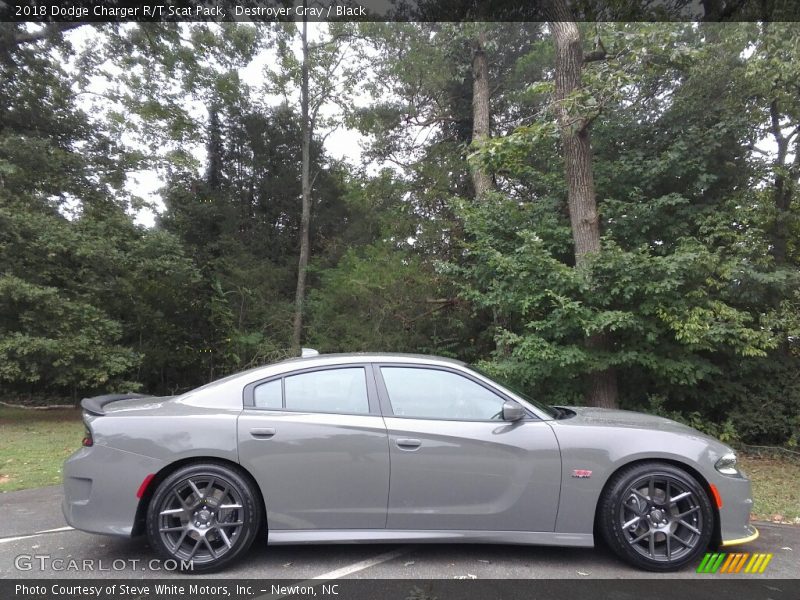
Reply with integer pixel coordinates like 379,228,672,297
62,444,165,537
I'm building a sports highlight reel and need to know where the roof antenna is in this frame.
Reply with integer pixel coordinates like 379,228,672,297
301,348,319,358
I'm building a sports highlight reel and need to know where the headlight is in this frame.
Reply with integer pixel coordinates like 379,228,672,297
715,452,738,475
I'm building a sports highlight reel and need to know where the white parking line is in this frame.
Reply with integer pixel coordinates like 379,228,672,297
311,546,412,580
0,533,44,544
0,526,74,544
36,526,74,534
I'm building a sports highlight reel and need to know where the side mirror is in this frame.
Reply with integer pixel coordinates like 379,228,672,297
502,400,525,422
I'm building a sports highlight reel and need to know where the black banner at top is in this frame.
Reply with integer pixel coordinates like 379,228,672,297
3,0,800,23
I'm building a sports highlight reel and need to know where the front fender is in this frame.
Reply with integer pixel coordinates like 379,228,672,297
550,422,731,535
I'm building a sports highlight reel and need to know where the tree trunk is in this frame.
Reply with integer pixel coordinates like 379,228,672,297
292,9,312,351
549,7,618,409
470,30,493,201
770,108,789,265
550,19,601,263
768,98,797,266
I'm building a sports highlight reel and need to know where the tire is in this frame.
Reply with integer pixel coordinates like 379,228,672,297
146,462,263,572
598,462,713,571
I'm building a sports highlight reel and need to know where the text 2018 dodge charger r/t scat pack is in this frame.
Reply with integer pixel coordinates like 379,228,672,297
63,351,758,572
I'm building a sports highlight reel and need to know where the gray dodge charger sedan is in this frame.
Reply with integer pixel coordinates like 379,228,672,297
63,351,758,572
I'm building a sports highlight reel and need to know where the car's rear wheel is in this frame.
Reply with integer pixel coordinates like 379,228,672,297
599,462,713,571
146,463,262,572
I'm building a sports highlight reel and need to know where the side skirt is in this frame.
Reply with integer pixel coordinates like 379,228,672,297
267,529,594,547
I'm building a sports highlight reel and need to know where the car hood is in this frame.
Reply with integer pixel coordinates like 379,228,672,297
556,405,712,437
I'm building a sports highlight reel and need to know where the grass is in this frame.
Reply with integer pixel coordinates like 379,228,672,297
0,405,83,492
1,406,799,524
739,453,800,523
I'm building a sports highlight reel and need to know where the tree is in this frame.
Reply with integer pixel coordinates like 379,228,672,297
356,22,544,255
470,28,493,200
307,169,470,358
159,96,349,381
548,6,618,408
0,23,201,399
2,20,798,446
269,18,362,349
456,21,795,443
294,10,312,351
748,22,800,265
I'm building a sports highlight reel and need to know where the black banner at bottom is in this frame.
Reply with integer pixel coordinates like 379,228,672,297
3,579,798,600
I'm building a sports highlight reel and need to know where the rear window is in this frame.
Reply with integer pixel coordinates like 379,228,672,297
253,367,370,415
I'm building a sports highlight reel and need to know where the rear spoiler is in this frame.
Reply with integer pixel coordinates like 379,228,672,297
80,393,151,415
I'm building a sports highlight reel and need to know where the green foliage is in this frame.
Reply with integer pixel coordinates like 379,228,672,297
455,22,800,443
0,275,137,391
1,22,798,447
307,244,465,356
450,195,780,406
0,197,203,397
0,24,204,398
157,94,353,383
643,395,740,443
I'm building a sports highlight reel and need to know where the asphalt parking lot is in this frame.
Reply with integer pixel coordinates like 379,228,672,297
1,485,798,580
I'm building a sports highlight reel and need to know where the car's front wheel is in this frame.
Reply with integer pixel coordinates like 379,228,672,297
146,462,262,572
599,462,713,571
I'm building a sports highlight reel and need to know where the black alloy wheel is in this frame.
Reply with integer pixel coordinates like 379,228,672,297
599,462,713,571
146,463,262,572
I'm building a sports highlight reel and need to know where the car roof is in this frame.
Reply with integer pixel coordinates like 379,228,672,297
273,352,466,369
175,350,555,421
178,352,468,403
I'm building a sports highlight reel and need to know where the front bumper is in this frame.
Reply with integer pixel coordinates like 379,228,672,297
721,524,759,547
713,469,757,547
62,444,165,537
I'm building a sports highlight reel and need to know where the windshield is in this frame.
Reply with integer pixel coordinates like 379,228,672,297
468,365,560,419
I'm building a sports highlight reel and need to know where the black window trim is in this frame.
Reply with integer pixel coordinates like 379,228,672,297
372,363,539,422
243,363,380,416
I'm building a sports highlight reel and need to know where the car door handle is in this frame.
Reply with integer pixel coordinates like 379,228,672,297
396,438,421,449
250,427,276,439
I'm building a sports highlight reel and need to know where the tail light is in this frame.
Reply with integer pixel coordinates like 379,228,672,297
81,423,93,447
